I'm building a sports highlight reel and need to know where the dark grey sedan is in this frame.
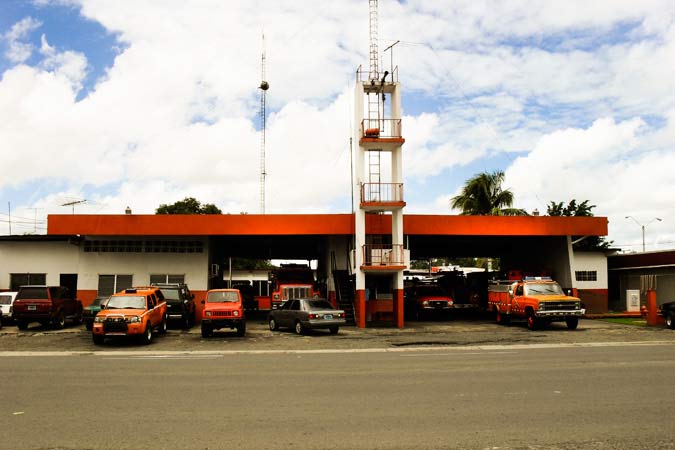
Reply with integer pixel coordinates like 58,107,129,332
268,298,346,335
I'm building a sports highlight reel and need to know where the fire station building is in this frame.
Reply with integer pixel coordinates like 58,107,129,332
0,212,609,327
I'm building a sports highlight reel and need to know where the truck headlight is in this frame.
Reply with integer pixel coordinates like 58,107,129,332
233,310,240,317
126,316,141,323
94,316,105,323
422,301,429,307
447,301,453,306
538,303,546,311
205,311,212,317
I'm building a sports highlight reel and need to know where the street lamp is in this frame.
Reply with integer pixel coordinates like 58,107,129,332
625,216,662,252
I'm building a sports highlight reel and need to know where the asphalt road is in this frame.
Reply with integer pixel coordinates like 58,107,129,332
2,341,675,449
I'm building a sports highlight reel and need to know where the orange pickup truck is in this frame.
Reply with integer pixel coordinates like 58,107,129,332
201,289,246,337
488,278,585,330
92,287,167,345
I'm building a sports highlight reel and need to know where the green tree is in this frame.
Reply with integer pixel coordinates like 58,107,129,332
547,199,612,250
450,170,527,216
156,197,222,215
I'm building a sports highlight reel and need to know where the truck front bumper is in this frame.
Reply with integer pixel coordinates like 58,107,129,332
535,309,586,318
201,318,243,330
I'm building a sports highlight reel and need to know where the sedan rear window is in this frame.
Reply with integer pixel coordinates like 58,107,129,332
304,300,334,310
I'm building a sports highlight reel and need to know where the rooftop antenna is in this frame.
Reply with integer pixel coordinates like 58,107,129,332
259,33,269,215
61,199,86,214
368,0,379,82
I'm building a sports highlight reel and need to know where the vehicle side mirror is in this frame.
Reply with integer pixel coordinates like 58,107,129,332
184,299,189,304
508,289,513,296
566,289,571,295
100,304,105,310
191,294,195,300
201,300,205,304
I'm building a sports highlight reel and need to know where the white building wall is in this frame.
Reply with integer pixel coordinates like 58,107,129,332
571,251,608,290
0,241,79,289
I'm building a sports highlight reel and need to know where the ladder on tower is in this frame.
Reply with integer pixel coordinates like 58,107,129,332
368,150,381,202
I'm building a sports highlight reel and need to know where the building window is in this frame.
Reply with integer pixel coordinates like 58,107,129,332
83,240,202,253
150,274,185,284
575,271,597,282
98,274,133,297
10,273,47,291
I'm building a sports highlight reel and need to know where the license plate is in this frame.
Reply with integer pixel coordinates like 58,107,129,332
28,305,37,311
324,314,333,320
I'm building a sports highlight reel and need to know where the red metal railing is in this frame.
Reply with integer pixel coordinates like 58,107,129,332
360,119,402,139
361,244,405,266
360,183,404,203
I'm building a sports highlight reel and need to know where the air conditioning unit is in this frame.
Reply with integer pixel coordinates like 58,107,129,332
626,289,640,312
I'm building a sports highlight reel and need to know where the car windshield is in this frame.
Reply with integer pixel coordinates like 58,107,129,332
207,291,239,303
160,289,180,300
525,283,564,296
304,300,334,310
417,286,446,296
16,287,48,300
106,295,146,309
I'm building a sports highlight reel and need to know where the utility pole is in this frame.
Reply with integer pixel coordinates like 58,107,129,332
625,216,662,252
7,201,11,235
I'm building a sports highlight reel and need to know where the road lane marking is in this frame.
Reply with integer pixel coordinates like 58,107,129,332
1,340,674,357
399,351,519,357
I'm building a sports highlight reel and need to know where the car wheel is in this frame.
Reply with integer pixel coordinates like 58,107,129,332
329,326,339,335
17,321,28,331
159,315,167,334
269,318,279,331
526,311,538,331
565,317,579,330
85,322,93,331
53,311,66,330
201,324,212,338
141,325,153,345
236,322,246,337
666,311,675,330
495,308,509,325
294,320,305,335
74,310,83,325
92,334,104,345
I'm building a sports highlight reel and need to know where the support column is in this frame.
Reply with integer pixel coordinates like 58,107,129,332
394,288,404,328
646,290,663,326
356,289,366,328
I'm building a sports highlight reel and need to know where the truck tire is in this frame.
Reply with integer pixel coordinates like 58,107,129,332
141,325,153,345
17,321,28,330
565,317,579,330
495,309,509,325
269,318,279,331
666,311,674,330
92,334,104,345
74,309,83,325
526,311,538,331
294,320,305,335
329,326,339,335
53,311,66,330
159,315,167,334
236,322,246,337
201,324,212,338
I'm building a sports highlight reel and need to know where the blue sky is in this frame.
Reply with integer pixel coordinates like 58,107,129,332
1,0,674,252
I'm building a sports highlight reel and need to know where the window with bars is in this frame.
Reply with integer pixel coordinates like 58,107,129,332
575,271,598,282
84,240,202,253
149,274,185,284
98,274,133,297
10,273,47,291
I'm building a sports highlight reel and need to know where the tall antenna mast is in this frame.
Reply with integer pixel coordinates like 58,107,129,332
368,0,379,81
259,33,269,214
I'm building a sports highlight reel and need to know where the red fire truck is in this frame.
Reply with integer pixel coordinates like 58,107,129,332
269,264,320,310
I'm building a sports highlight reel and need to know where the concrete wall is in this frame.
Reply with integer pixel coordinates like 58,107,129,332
571,252,608,290
0,241,80,288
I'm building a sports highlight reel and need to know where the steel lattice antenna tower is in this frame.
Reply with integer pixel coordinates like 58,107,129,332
259,33,269,214
368,0,379,81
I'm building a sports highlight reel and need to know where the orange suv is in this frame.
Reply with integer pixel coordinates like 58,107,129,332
92,287,167,345
201,289,245,337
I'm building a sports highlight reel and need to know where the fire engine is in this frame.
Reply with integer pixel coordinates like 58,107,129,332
269,264,320,310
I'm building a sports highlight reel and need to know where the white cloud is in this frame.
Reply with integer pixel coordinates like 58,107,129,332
3,17,42,63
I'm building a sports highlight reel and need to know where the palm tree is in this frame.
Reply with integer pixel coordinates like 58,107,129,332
450,170,527,216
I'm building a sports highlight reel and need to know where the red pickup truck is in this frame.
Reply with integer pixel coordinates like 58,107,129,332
12,285,83,330
488,278,585,330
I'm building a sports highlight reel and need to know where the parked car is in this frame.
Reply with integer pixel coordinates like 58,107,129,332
0,291,18,325
659,301,675,329
268,298,346,335
92,287,167,345
201,289,246,337
151,283,195,328
83,296,109,331
12,286,83,330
